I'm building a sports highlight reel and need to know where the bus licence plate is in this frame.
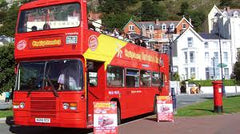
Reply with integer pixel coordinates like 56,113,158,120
35,118,51,123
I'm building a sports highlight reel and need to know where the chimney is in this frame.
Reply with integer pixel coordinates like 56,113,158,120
189,18,192,24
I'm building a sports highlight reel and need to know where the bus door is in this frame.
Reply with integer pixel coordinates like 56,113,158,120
86,60,105,124
125,68,142,115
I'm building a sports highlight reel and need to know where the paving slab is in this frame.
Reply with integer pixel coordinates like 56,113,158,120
119,113,240,134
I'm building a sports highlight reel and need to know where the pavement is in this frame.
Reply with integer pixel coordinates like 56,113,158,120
119,113,240,134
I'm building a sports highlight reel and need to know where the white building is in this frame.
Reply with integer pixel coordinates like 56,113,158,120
208,5,240,65
0,35,14,45
172,27,233,80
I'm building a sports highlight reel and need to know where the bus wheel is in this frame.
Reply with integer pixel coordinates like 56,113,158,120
117,106,121,125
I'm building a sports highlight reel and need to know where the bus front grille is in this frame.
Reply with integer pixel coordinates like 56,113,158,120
30,97,56,118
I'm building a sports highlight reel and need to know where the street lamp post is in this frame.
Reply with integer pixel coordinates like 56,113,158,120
212,57,215,79
214,13,226,96
167,27,173,81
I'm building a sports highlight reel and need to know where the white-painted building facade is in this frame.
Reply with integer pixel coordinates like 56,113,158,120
172,27,233,80
208,5,240,65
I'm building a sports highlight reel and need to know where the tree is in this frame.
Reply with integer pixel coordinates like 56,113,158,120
179,1,189,16
0,2,19,37
173,72,180,81
220,0,233,7
102,13,134,31
233,51,240,84
188,10,206,32
0,1,8,24
98,0,133,14
0,43,15,93
139,0,167,21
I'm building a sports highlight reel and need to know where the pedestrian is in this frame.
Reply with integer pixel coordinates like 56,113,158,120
140,39,146,47
5,91,10,102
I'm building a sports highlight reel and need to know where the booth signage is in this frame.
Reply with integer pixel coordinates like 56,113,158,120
93,101,118,134
157,96,174,122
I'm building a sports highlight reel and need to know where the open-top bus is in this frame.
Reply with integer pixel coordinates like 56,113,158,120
12,0,169,128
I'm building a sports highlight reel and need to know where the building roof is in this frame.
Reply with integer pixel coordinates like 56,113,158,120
129,33,150,40
199,33,225,39
136,21,179,30
220,7,240,17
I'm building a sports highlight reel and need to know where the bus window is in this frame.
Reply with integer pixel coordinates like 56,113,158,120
140,70,151,87
18,3,80,33
18,59,83,91
107,66,124,87
126,69,139,87
89,72,97,87
152,72,160,87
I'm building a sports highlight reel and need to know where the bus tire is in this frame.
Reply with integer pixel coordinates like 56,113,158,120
9,125,21,133
117,106,121,125
6,116,14,125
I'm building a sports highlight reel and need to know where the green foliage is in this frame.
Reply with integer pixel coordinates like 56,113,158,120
139,1,167,21
99,0,137,14
188,79,237,86
102,13,134,31
220,0,233,7
173,72,180,81
0,2,19,37
179,1,189,16
0,43,15,93
0,0,7,24
188,10,206,32
233,51,240,84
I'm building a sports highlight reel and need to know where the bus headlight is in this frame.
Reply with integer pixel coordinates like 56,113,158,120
13,102,25,109
62,102,77,110
13,102,20,109
63,103,69,110
69,103,77,110
19,102,25,109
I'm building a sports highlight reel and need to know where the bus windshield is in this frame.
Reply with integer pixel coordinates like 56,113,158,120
18,3,80,33
18,59,83,91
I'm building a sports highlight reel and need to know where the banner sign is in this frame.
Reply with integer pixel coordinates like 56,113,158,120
29,37,63,49
93,101,118,134
157,96,174,122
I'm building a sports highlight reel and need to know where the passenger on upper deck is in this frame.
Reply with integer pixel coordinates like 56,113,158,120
140,39,146,48
113,28,119,37
135,38,141,46
88,21,96,31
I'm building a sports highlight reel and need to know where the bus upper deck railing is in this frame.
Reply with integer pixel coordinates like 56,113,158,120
88,19,162,53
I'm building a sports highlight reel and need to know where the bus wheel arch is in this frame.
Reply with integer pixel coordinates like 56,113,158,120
110,98,121,125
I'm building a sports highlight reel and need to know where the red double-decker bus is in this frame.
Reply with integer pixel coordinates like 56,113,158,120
12,0,169,128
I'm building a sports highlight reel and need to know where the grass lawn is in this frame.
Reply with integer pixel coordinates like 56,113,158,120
0,109,13,118
176,95,240,117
